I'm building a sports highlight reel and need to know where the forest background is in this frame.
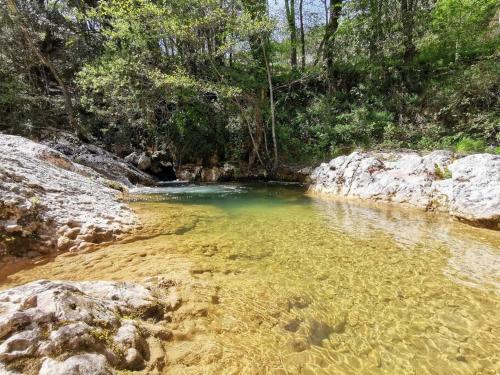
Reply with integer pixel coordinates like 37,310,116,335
1,0,498,171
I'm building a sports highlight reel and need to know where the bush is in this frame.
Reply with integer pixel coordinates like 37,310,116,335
486,146,500,155
455,137,486,153
434,163,452,179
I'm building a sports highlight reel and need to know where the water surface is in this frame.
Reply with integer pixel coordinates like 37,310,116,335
2,183,500,374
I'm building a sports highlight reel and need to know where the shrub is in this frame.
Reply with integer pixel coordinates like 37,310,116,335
455,137,486,153
486,146,500,155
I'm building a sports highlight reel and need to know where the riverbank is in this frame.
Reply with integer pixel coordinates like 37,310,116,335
2,135,499,262
0,135,140,259
309,151,500,229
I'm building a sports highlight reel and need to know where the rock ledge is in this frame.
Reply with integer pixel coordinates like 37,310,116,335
309,151,500,229
0,134,138,257
0,280,166,375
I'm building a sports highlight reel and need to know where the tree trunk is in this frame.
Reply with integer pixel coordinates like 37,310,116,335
262,42,278,170
323,0,343,90
400,0,416,89
401,0,416,65
6,0,79,135
284,0,297,70
322,0,329,25
249,93,265,169
299,0,306,70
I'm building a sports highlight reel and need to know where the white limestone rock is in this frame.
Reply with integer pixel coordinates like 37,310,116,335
309,151,500,228
39,354,111,375
0,280,164,373
449,154,500,225
0,134,138,256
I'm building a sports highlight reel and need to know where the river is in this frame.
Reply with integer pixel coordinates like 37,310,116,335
2,183,499,374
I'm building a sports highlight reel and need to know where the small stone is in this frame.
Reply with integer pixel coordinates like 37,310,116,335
165,292,182,311
57,236,71,251
124,347,145,370
4,224,21,233
287,339,308,352
64,227,81,240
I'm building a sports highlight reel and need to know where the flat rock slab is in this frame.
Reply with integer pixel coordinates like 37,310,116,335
309,151,500,229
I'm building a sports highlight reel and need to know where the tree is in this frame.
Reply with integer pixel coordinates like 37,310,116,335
5,0,79,135
299,0,305,70
400,0,416,65
284,0,297,70
323,0,343,89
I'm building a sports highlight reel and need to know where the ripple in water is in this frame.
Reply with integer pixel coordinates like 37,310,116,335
2,184,499,374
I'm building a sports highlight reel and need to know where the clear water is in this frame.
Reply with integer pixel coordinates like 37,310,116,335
2,183,500,374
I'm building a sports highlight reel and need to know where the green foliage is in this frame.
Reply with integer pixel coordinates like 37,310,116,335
455,137,487,153
1,0,498,166
434,164,452,180
420,0,498,64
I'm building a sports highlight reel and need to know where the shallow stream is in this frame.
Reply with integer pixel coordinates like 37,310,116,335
2,183,499,374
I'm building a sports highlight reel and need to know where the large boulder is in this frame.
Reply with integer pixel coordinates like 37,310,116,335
0,280,167,374
0,134,138,257
42,133,154,187
274,165,312,183
125,150,177,181
448,154,500,226
309,151,500,228
137,153,152,171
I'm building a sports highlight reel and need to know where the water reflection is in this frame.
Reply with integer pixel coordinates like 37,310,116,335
311,197,500,291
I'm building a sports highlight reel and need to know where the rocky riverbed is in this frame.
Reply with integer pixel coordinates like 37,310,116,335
309,151,500,228
0,280,164,374
0,272,217,375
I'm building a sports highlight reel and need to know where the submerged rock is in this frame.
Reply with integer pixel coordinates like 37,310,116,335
0,280,165,374
0,134,138,257
309,151,500,228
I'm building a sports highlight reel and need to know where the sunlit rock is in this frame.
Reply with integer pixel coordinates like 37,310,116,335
0,134,138,257
448,153,500,226
39,354,111,375
309,151,500,228
0,280,166,373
